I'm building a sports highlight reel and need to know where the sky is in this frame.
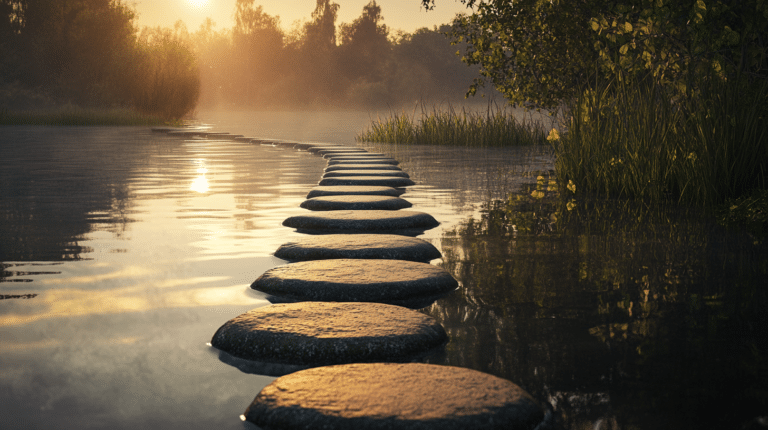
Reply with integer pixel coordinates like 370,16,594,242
132,0,471,34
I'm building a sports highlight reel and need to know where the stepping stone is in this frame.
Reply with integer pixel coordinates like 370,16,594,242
306,186,405,198
252,259,457,304
274,234,441,262
243,363,546,430
318,176,415,187
327,155,398,161
323,152,386,159
211,302,447,366
318,149,376,156
283,210,438,232
323,170,409,178
325,164,403,172
307,146,364,154
328,158,399,166
300,195,412,211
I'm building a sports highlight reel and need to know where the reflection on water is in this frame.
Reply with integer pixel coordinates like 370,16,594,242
2,116,764,430
427,179,768,429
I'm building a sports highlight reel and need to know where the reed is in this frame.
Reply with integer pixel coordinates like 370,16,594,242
554,74,768,205
0,106,171,126
357,103,548,147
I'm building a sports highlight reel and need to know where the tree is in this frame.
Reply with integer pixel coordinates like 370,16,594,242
338,0,390,82
232,0,284,104
421,0,768,109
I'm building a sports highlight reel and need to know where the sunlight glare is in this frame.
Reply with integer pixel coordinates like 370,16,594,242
188,0,208,9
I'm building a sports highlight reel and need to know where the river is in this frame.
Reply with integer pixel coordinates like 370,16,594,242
0,110,765,429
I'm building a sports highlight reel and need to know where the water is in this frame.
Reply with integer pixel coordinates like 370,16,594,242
1,112,766,429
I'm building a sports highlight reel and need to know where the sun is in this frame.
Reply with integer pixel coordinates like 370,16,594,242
188,0,208,8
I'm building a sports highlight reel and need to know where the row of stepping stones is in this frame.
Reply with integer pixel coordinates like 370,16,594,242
152,129,553,430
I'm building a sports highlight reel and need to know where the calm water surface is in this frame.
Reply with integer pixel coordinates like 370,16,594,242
1,111,766,429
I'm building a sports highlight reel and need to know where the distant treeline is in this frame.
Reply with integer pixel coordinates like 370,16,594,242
0,0,199,119
0,0,487,119
190,0,485,109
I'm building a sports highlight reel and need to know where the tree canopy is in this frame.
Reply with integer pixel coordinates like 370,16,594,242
421,0,768,109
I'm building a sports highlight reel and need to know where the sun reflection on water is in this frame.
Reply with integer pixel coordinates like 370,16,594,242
190,160,209,193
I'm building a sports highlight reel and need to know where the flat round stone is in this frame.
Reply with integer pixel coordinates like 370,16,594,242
244,363,545,430
323,152,386,159
328,158,399,166
308,146,364,154
283,210,438,232
301,195,412,211
323,170,409,178
251,259,457,303
274,234,441,262
325,164,403,172
211,302,447,366
306,186,405,198
318,177,415,187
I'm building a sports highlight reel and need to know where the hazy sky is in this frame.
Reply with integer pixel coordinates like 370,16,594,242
132,0,470,34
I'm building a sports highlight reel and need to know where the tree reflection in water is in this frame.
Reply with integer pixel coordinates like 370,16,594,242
426,177,767,429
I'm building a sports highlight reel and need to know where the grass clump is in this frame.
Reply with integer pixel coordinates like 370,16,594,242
553,74,767,206
0,106,174,126
357,103,548,147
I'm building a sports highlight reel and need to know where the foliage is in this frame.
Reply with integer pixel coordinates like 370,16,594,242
0,0,200,119
553,73,767,205
421,0,768,109
357,102,547,147
0,105,169,125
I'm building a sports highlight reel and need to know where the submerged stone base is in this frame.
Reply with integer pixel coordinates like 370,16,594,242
251,259,457,303
244,363,546,430
211,302,447,366
274,234,441,262
300,195,412,211
318,176,415,187
306,186,405,199
283,210,438,232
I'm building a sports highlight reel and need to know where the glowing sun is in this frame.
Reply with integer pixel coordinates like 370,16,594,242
188,0,208,8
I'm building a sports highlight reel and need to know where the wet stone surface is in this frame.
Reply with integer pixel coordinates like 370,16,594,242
300,195,412,211
273,234,441,262
283,209,438,232
244,363,546,430
325,164,403,172
306,186,405,198
323,170,410,178
250,259,457,304
318,176,415,187
323,152,386,159
211,302,447,366
328,158,400,166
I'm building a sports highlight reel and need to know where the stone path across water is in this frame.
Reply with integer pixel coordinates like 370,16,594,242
156,128,549,429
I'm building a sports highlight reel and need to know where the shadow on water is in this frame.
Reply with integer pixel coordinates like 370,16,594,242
424,177,768,429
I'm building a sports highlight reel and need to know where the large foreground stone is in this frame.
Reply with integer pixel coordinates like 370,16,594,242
211,302,447,367
244,363,546,430
283,210,438,232
274,234,441,262
306,186,405,199
300,195,412,210
251,259,457,304
318,176,415,187
328,158,399,166
323,169,409,178
325,163,403,172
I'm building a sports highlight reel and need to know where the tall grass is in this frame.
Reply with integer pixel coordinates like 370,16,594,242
357,103,548,147
0,106,172,126
555,74,767,205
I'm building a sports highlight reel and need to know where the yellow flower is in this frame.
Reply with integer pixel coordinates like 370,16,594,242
546,128,560,142
567,179,576,194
